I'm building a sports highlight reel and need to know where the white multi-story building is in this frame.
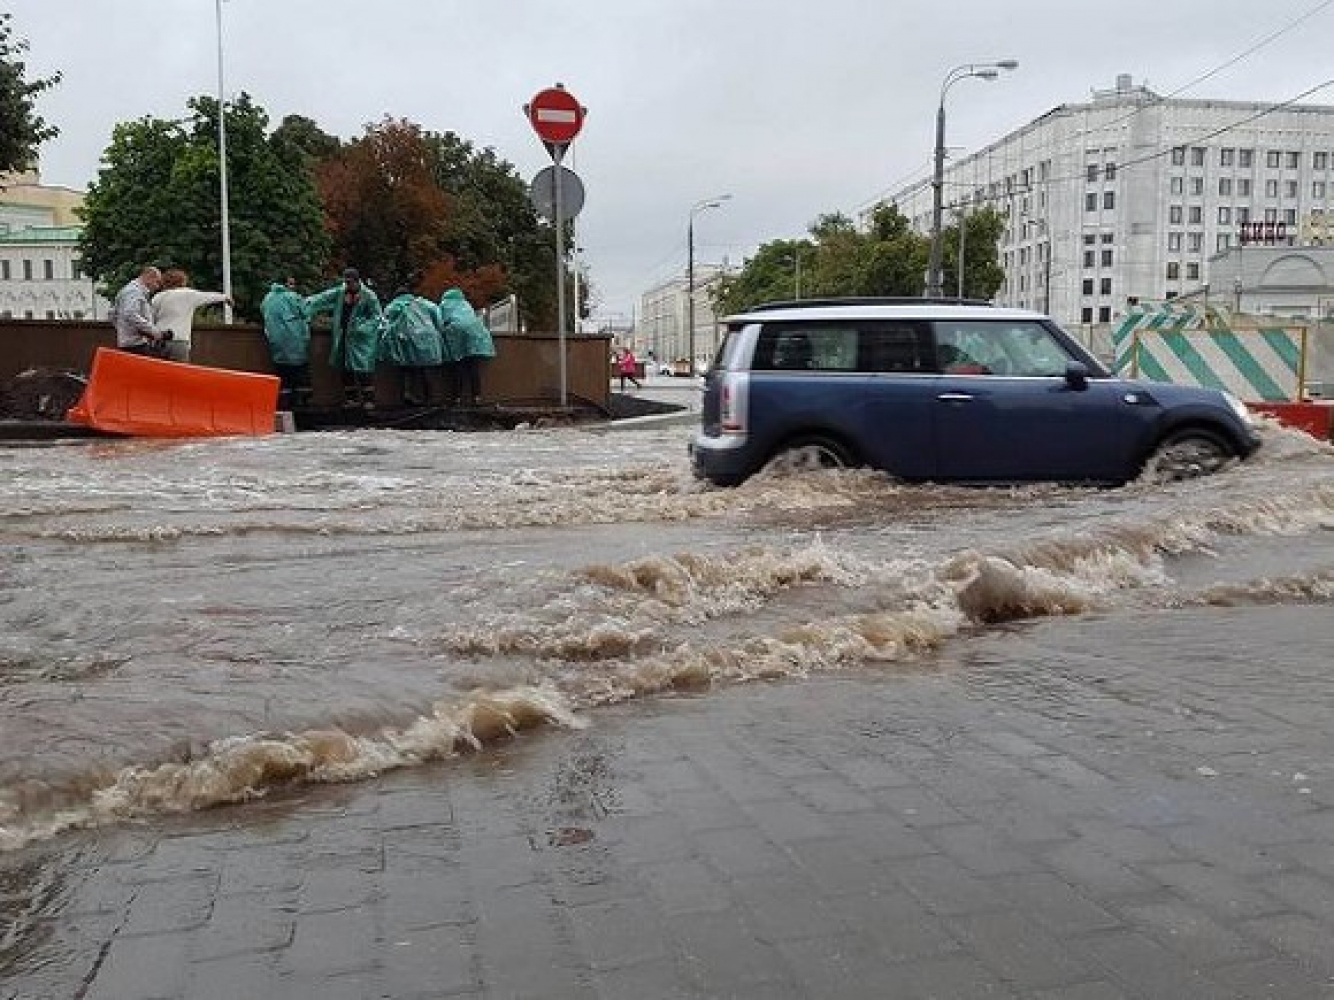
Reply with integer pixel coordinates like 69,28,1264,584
638,264,726,367
0,171,106,320
886,75,1334,340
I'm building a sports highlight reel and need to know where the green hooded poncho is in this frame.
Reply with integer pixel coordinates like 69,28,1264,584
437,288,495,363
306,280,383,373
380,294,444,367
260,283,311,365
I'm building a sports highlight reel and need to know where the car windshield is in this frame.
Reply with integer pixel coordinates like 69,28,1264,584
934,320,1074,377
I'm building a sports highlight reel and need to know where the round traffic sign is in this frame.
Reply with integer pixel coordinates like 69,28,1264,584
527,86,585,145
529,165,585,221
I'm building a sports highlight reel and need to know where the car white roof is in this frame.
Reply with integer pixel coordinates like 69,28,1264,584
725,302,1047,324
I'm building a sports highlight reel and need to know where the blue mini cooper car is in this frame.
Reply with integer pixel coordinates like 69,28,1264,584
690,299,1261,486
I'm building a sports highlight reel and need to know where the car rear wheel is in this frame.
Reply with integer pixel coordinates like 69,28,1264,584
775,434,857,472
1144,428,1235,481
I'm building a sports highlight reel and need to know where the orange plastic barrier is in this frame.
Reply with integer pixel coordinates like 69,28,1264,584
1248,401,1334,441
66,347,280,438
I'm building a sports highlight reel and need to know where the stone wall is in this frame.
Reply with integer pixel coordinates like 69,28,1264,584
0,319,611,410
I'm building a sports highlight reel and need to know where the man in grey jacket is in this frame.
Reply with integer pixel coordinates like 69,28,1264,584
111,266,166,355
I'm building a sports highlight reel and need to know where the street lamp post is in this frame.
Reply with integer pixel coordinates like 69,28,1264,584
215,0,233,323
927,60,1018,298
687,194,731,376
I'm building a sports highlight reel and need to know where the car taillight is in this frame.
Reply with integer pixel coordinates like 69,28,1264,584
720,377,744,433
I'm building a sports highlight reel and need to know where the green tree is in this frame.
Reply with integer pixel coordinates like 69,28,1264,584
0,14,59,179
714,202,1005,314
423,131,557,329
78,94,329,317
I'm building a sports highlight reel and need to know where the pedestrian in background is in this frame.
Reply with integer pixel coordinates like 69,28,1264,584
437,288,495,406
380,287,443,405
618,346,641,391
260,277,311,408
110,266,168,356
150,268,230,363
306,268,382,405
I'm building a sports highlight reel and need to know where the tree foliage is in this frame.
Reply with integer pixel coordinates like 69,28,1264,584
77,94,328,318
0,14,59,179
316,119,559,327
715,203,1006,314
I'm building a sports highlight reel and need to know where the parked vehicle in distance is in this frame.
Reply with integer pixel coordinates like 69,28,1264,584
690,298,1262,487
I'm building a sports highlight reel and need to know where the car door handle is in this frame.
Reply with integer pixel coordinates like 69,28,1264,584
936,392,974,402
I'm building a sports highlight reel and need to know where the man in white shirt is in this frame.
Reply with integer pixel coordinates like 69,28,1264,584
150,269,231,362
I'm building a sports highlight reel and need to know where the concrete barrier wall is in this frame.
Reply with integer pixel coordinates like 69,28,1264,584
0,320,610,410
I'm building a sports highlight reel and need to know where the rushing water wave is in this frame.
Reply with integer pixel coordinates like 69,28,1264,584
1,421,1332,849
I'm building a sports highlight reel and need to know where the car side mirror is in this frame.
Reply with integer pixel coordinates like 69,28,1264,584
1064,361,1089,391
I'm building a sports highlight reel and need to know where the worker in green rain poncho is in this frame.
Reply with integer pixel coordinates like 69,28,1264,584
260,277,311,407
437,288,495,405
380,288,443,405
305,268,382,403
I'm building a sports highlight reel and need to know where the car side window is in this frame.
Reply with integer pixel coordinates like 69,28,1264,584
753,325,858,371
934,321,1073,377
858,323,932,373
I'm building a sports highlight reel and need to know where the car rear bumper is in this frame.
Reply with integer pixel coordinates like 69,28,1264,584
689,431,755,483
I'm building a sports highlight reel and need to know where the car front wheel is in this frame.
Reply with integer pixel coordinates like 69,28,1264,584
1144,428,1235,481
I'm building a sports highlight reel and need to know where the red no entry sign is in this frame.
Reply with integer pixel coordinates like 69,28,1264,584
527,86,585,145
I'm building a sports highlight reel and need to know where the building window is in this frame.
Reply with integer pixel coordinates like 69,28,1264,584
22,260,32,281
0,261,8,280
1286,151,1300,169
1103,191,1115,209
1171,147,1186,166
1084,250,1096,268
1083,234,1097,245
1220,148,1235,166
1239,149,1254,167
1100,277,1112,296
1168,232,1183,251
1238,178,1252,195
1219,177,1232,195
1098,306,1112,323
1105,162,1117,181
1264,207,1278,222
1217,234,1231,252
1170,177,1184,195
1237,206,1250,223
1086,163,1099,182
1186,262,1200,281
1190,177,1204,196
1101,249,1113,266
1169,205,1183,224
1316,152,1329,170
1285,180,1298,198
44,310,55,320
1101,233,1114,243
1082,278,1094,296
1166,262,1180,281
1218,207,1232,224
1265,179,1279,197
1188,206,1202,224
73,310,85,320
43,259,53,281
22,310,33,319
1267,151,1281,168
1284,208,1297,225
1081,307,1094,323
1191,147,1205,166
1085,192,1097,211
1316,181,1328,199
1188,233,1203,252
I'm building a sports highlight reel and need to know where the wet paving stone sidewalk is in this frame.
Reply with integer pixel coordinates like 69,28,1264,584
4,604,1334,999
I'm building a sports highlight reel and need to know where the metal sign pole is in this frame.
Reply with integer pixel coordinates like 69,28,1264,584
554,150,568,408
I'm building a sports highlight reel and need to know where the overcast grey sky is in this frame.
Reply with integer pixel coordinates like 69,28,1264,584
9,0,1334,322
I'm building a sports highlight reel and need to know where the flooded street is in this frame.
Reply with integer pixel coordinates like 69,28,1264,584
2,419,1331,851
3,418,1334,997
